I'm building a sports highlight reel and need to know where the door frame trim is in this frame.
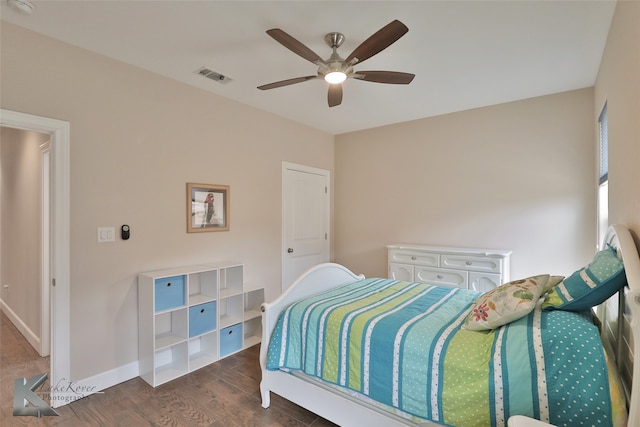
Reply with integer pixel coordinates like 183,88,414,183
41,140,51,357
1,109,70,408
281,161,330,290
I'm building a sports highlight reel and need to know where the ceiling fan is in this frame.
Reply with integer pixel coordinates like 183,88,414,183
257,20,415,107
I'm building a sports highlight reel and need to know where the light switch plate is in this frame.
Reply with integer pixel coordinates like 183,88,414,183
97,227,115,243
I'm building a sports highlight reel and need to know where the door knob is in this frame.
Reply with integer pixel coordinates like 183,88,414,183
287,248,294,253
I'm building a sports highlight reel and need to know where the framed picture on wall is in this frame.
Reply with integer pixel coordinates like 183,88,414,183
187,183,230,232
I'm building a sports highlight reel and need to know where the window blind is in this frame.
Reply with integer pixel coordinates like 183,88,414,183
599,103,608,185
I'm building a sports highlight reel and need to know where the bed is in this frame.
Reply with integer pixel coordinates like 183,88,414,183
260,224,640,427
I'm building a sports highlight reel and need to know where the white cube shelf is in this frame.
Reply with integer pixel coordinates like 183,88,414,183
138,263,263,387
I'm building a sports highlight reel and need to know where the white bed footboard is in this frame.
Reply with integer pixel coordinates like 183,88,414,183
259,263,364,407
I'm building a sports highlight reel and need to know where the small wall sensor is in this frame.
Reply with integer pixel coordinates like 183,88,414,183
121,225,130,240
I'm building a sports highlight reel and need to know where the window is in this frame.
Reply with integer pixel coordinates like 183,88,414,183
597,103,608,248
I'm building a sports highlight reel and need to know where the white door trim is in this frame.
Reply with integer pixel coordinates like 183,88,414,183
281,162,330,290
41,141,51,357
0,109,70,408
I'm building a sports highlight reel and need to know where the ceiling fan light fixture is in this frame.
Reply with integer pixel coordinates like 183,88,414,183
324,71,347,84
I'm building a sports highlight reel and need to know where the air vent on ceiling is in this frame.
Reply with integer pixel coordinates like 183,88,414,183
195,67,233,84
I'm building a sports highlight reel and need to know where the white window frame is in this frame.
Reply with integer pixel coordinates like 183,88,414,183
597,102,608,248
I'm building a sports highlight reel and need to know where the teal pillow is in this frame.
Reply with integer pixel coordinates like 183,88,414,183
543,245,626,311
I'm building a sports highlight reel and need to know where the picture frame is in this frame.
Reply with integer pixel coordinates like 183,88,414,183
187,183,230,232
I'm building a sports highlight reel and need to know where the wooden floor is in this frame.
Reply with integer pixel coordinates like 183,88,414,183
1,312,337,426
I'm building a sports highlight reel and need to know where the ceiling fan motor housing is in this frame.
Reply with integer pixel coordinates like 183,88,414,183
324,32,345,48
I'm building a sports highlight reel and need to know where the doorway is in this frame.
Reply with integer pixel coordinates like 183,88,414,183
281,162,330,291
0,127,50,356
0,109,70,408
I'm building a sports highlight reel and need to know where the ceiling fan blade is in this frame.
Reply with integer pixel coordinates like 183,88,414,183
328,84,343,107
355,71,415,84
257,75,318,90
266,29,324,64
345,20,408,65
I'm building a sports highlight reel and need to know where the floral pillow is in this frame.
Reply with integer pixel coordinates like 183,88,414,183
463,274,550,331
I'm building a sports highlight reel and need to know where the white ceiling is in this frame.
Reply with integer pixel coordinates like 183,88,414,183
1,0,616,135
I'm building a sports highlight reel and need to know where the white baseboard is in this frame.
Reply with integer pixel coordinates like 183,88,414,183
50,361,140,407
0,298,41,353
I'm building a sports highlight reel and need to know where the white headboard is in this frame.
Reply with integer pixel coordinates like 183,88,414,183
596,224,640,426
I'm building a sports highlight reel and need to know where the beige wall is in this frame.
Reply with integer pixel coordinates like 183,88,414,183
594,1,640,237
0,127,48,340
335,88,596,280
1,23,334,380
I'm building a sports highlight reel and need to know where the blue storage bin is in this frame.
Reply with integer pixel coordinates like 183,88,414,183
189,302,217,337
220,323,242,357
154,275,185,312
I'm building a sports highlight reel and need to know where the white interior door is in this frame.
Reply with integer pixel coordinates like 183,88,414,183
282,162,330,291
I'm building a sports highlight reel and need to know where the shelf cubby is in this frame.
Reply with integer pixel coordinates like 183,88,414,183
219,264,243,298
219,294,243,329
154,342,188,386
244,288,264,321
188,269,218,306
154,308,188,350
243,316,262,348
189,331,218,371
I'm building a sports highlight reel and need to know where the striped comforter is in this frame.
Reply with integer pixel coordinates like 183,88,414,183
266,278,614,427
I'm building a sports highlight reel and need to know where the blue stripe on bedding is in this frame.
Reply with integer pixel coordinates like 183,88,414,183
399,286,462,417
502,316,535,418
370,285,462,407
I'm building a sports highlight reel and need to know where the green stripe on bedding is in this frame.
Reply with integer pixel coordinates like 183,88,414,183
440,328,495,427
